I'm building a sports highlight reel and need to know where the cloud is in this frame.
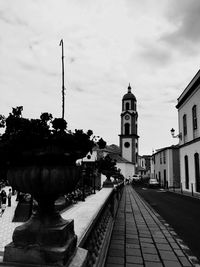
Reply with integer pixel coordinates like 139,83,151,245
17,58,59,78
18,60,37,71
73,86,84,92
163,99,177,104
0,9,28,27
162,0,200,53
138,42,172,67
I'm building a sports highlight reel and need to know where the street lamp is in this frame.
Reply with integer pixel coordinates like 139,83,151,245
170,128,182,140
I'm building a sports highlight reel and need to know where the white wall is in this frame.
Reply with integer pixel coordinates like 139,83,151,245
178,85,200,145
153,148,174,187
178,84,200,192
121,138,132,162
180,143,200,191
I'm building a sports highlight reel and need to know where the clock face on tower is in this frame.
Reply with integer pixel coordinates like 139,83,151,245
125,115,130,120
124,142,130,148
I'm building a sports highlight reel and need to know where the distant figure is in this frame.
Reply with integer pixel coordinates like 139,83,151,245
0,190,7,216
1,190,7,205
8,188,12,207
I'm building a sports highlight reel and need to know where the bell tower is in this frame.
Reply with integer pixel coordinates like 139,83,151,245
119,84,139,167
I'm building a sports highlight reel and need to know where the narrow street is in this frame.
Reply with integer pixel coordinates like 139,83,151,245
134,185,200,261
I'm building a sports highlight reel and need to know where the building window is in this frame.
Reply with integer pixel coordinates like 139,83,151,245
192,105,197,130
184,155,189,189
158,172,161,185
164,169,167,188
163,151,166,164
183,114,187,136
125,102,129,110
125,123,130,135
160,154,162,164
194,153,200,192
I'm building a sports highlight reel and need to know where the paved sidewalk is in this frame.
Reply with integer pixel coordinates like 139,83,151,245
105,185,199,267
0,187,21,256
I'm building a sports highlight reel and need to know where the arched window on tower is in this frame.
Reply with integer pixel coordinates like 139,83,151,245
125,102,129,110
125,123,130,135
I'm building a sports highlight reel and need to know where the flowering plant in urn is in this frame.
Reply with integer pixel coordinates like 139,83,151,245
0,106,106,266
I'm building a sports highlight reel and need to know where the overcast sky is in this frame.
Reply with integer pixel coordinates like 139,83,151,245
0,0,200,155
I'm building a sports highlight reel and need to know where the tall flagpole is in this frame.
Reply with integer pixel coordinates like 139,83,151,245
59,39,65,119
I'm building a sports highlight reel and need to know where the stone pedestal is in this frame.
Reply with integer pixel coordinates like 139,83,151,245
3,219,77,266
1,247,88,267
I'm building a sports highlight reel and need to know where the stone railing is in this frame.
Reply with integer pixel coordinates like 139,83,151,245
78,182,124,267
0,182,124,267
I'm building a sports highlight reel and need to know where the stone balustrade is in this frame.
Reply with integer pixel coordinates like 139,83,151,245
62,182,124,267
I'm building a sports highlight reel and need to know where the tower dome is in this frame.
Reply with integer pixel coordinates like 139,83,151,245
122,83,136,101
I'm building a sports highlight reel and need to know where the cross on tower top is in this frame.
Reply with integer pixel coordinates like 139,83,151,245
128,83,131,93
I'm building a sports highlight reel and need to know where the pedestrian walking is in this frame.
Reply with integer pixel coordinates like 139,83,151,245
0,190,7,216
8,188,12,207
1,189,7,205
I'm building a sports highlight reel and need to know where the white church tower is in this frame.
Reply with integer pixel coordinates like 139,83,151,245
119,84,139,170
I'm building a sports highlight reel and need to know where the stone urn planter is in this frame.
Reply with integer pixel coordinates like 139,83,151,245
0,107,106,266
97,155,117,188
3,154,81,266
101,169,114,187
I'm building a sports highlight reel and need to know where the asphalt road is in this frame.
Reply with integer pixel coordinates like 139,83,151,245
133,185,200,261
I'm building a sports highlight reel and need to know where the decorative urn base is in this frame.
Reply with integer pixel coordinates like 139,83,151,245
103,175,114,188
4,220,77,266
3,163,81,266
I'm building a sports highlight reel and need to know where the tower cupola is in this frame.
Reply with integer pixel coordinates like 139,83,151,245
122,83,136,101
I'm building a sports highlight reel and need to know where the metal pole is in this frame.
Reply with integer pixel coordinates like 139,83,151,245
59,39,65,119
191,183,194,196
82,167,86,201
181,183,183,194
93,172,96,194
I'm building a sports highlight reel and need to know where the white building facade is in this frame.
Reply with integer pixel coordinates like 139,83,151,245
138,155,151,178
151,146,180,188
176,70,200,193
